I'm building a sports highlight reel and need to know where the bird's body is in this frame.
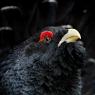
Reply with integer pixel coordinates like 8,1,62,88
0,26,86,95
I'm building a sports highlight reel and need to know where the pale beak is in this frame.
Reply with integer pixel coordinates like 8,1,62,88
58,29,81,47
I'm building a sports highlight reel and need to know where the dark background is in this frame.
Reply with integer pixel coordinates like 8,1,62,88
0,0,95,95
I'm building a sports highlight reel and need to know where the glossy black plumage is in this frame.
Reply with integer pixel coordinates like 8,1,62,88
0,26,86,95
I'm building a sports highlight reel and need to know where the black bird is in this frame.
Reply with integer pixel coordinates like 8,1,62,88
0,26,86,95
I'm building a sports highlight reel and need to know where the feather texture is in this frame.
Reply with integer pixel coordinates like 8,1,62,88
0,26,86,95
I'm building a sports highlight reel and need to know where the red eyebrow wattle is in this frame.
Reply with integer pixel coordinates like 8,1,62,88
39,31,54,41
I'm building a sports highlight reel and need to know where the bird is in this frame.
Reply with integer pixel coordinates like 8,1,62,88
0,25,86,95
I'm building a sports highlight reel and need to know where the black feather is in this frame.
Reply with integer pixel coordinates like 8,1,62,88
0,26,86,95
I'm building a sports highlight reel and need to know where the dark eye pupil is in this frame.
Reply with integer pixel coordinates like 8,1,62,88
45,37,51,43
46,38,49,41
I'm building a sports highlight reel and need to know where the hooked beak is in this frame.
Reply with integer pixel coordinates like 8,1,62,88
58,29,81,47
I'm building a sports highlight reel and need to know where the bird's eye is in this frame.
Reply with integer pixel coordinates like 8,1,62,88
44,37,51,43
39,31,54,43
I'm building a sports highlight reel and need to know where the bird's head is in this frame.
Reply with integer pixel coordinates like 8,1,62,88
26,25,86,69
39,26,81,46
35,26,85,68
